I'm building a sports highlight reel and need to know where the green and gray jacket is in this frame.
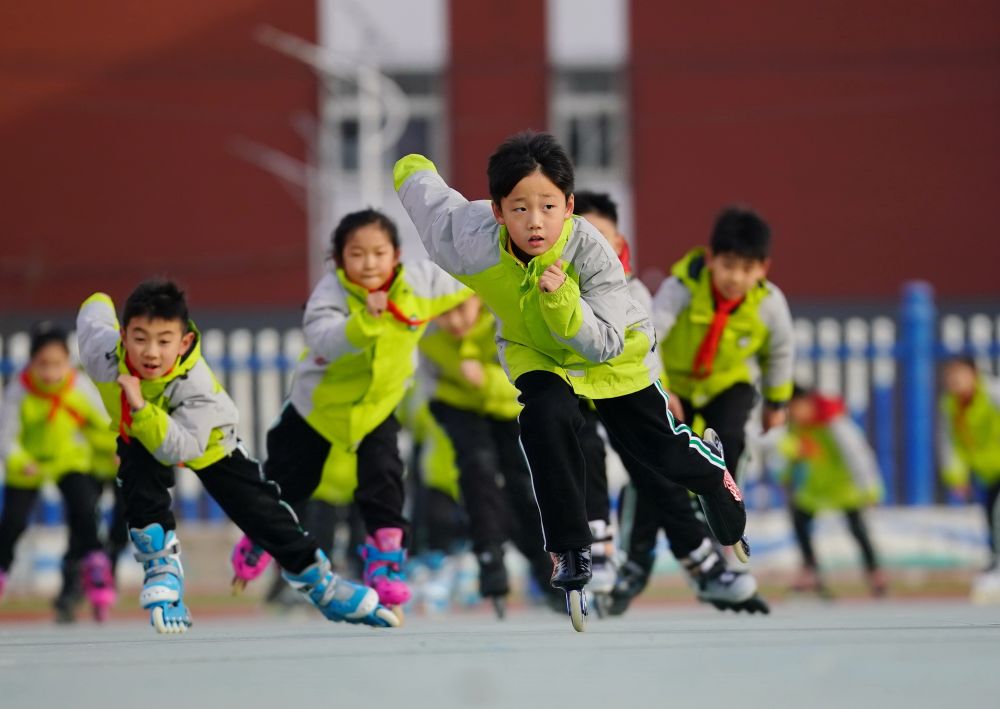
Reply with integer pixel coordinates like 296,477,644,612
652,248,794,408
289,261,470,450
76,293,239,470
394,155,660,400
940,376,1000,487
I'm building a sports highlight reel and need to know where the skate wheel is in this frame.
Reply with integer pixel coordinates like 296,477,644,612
389,605,405,626
567,590,587,633
93,604,109,624
733,537,751,564
231,577,247,596
491,596,507,620
151,606,189,635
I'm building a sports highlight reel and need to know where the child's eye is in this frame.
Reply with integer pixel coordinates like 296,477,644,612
545,204,555,210
514,207,526,212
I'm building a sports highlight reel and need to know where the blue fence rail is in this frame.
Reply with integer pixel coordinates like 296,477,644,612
0,280,996,522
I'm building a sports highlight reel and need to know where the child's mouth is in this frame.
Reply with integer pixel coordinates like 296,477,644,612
528,236,544,246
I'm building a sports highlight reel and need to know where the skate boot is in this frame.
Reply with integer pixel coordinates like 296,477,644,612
790,566,833,599
607,556,653,616
230,534,273,594
551,547,592,632
52,559,83,624
476,544,509,619
867,568,888,598
81,550,117,622
696,428,750,561
587,520,617,618
359,527,411,620
681,539,769,614
282,549,399,627
130,524,192,634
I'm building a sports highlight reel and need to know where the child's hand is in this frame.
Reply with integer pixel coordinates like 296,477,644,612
23,462,39,478
664,389,685,422
538,260,567,293
366,291,388,318
460,359,485,388
762,406,787,432
116,374,146,411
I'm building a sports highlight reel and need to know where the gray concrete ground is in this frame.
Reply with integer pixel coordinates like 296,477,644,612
1,600,997,709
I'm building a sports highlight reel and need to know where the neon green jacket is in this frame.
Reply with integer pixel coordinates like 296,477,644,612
0,369,117,488
419,310,522,421
777,416,883,513
289,262,471,450
939,377,1000,487
652,248,794,408
395,155,660,400
76,293,239,470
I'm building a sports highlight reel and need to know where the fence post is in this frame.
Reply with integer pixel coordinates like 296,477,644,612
900,281,936,505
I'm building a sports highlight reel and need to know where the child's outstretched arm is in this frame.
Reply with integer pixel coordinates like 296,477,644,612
829,417,883,503
76,293,123,384
758,285,795,405
650,276,691,343
303,272,386,361
394,155,490,277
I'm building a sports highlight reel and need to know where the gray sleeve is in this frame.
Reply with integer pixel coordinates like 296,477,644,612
628,278,654,320
758,284,795,402
148,366,238,465
75,372,112,423
397,169,496,276
76,295,122,383
547,224,629,363
650,276,691,341
302,271,365,361
0,379,26,461
406,259,471,300
829,417,881,492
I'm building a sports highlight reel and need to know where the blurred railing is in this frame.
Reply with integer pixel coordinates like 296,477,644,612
1,281,996,522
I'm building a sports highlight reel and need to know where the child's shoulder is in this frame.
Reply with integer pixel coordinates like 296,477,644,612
565,216,616,269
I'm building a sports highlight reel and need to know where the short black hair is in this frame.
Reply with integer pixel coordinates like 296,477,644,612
330,208,400,266
122,279,189,330
791,384,812,400
944,354,977,372
574,191,618,225
29,321,69,358
487,131,575,205
710,206,771,261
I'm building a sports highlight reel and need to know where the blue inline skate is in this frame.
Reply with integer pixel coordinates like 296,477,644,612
129,524,192,635
282,549,400,628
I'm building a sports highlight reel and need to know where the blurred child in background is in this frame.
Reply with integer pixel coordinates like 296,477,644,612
231,209,470,617
0,322,118,622
939,356,1000,577
778,386,886,597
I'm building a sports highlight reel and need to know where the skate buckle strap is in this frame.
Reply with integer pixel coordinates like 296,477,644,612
362,544,405,566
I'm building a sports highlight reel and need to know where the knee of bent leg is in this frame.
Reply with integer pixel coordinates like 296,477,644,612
515,372,578,427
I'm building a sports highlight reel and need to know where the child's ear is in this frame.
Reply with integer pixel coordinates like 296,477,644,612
564,193,575,218
179,330,196,355
758,258,772,278
490,201,505,225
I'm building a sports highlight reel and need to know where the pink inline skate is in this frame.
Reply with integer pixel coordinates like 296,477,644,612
81,550,116,622
231,535,273,594
359,528,410,620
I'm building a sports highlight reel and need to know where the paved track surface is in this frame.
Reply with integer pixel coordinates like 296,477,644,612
1,600,996,709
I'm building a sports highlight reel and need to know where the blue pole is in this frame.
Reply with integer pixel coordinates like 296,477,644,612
899,281,936,505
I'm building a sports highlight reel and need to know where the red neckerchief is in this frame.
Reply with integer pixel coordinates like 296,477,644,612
19,369,86,426
618,242,632,276
691,284,744,380
370,271,427,328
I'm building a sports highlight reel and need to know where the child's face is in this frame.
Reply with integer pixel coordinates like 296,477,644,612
491,170,574,259
123,316,195,380
788,397,815,426
942,362,977,398
580,211,625,256
29,342,71,386
436,296,481,338
340,224,400,291
707,251,770,301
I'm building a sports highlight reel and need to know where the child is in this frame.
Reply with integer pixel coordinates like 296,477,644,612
651,205,794,468
77,280,397,633
0,322,118,622
778,386,885,596
231,209,471,614
420,295,560,613
939,356,1000,573
394,132,749,628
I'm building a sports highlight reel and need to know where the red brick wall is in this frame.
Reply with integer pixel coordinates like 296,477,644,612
448,0,548,199
0,1,315,311
630,1,1000,297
